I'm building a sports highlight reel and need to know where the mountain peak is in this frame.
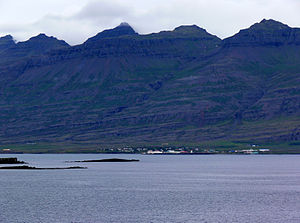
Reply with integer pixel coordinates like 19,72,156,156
1,34,14,40
35,33,48,38
118,22,131,27
173,25,204,32
174,24,201,30
0,34,16,51
250,19,290,30
28,33,60,42
84,22,138,44
223,19,298,47
172,25,211,36
146,24,220,41
12,33,69,56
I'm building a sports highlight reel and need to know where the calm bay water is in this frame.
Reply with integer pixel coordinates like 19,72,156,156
0,154,300,223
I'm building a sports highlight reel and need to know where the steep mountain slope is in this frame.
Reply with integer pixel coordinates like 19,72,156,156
222,20,300,122
0,34,70,86
0,20,299,150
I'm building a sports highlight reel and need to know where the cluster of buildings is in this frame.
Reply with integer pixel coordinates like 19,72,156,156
97,144,271,155
146,149,191,155
145,148,216,155
228,148,270,154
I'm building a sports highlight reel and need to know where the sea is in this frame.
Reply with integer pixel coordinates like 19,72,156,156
0,154,300,223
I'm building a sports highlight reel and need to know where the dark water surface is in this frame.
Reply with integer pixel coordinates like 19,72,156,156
0,154,300,223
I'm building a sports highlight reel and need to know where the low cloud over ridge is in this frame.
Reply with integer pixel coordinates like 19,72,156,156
0,0,300,45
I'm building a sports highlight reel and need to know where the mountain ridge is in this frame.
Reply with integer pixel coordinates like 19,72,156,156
2,19,297,47
0,19,300,152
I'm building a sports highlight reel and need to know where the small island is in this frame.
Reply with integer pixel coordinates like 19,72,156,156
0,157,27,164
69,158,140,163
0,165,86,170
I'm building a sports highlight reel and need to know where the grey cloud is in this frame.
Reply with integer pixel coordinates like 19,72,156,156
1,0,300,45
75,1,131,20
28,0,137,45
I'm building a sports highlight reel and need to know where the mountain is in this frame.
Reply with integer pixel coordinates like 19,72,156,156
0,33,69,63
0,35,15,52
224,19,300,47
0,20,299,152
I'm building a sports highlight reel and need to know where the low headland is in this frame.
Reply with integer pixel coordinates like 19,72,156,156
0,157,86,170
0,165,86,170
0,157,139,170
0,157,27,164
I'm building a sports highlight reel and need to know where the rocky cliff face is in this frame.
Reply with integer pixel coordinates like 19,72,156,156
0,20,299,147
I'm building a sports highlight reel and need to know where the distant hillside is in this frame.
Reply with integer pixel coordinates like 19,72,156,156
0,19,299,152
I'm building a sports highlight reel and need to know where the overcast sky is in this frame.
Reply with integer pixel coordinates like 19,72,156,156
0,0,300,45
